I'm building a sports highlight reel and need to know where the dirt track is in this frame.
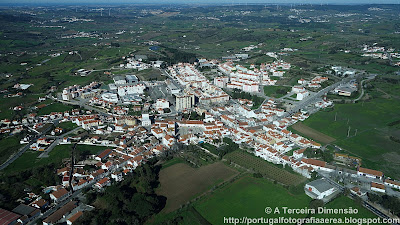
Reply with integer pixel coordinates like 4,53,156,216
292,122,336,144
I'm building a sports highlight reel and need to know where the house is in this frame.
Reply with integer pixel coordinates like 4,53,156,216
30,198,49,210
95,177,111,189
298,79,307,84
301,158,332,172
12,204,40,224
111,172,123,182
371,182,385,193
162,135,175,147
50,188,69,202
141,114,151,126
293,148,306,159
67,211,83,225
350,187,366,197
72,179,89,191
95,149,113,161
42,201,77,225
151,128,165,139
296,91,309,101
357,167,383,180
384,179,400,190
304,179,337,202
0,208,21,225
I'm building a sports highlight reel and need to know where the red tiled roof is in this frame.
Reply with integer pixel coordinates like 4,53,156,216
51,188,68,199
302,158,326,167
371,182,385,190
0,208,21,225
358,167,383,177
67,211,83,223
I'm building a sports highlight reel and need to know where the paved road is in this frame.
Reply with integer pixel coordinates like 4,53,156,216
353,75,376,103
27,189,83,225
319,172,399,224
38,126,82,158
52,96,111,117
281,75,357,118
27,168,113,225
0,121,57,170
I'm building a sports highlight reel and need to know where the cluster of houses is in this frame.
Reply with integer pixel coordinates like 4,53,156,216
292,76,329,100
168,63,230,109
215,60,292,93
62,82,100,101
3,55,400,225
0,118,24,135
361,44,400,65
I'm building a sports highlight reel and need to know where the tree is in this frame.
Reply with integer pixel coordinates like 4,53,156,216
311,171,318,180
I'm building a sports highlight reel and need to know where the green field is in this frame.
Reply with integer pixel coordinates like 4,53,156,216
194,176,311,225
161,157,186,169
302,97,400,178
263,86,291,98
310,196,377,224
199,143,219,155
224,151,306,186
37,102,75,115
57,121,79,132
0,136,22,165
2,144,106,174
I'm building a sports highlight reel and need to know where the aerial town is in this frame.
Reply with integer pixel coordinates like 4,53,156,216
0,2,400,225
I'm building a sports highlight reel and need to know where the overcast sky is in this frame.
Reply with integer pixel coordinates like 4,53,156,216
0,0,399,5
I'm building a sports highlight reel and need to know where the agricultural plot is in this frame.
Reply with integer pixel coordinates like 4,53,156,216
291,122,336,144
302,96,400,178
194,176,311,225
224,151,306,186
156,162,238,213
37,102,75,115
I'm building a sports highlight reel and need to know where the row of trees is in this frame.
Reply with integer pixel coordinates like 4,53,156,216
368,192,400,217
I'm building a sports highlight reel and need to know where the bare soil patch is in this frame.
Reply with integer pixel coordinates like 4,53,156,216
292,122,336,144
157,162,238,213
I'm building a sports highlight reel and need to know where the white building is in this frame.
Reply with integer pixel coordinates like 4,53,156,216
297,91,309,101
304,179,337,201
117,84,146,96
101,93,118,103
371,182,386,193
357,167,383,180
154,99,169,109
175,93,195,111
141,114,151,126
